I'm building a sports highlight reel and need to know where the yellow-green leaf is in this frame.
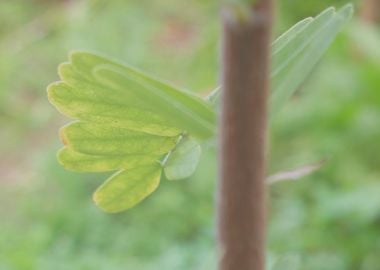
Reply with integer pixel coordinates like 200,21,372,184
60,121,178,156
93,164,162,213
70,52,216,139
48,81,181,137
58,147,160,172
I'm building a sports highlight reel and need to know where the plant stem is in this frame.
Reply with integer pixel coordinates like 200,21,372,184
361,0,380,24
217,1,273,269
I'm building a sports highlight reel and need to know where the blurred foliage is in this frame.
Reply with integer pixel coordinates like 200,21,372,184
0,0,379,269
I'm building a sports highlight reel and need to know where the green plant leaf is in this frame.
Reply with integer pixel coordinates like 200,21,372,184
70,52,216,139
93,164,162,213
271,17,313,55
48,51,215,212
271,7,336,82
270,4,353,118
49,72,182,137
164,136,202,180
58,147,160,172
60,121,177,156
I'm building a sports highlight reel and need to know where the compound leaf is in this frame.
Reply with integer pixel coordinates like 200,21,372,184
48,50,214,212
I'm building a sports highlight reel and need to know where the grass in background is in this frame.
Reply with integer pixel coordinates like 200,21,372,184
0,0,379,269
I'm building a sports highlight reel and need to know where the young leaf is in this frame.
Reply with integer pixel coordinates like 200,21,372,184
164,136,202,180
93,164,162,213
270,4,353,117
58,147,160,172
70,52,216,139
49,75,182,137
271,7,335,81
271,17,313,55
60,121,178,156
48,51,215,212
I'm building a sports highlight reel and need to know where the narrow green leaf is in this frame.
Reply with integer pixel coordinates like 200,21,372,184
58,147,160,172
60,121,178,156
164,136,202,180
270,4,353,117
93,164,162,213
271,7,335,80
272,17,313,54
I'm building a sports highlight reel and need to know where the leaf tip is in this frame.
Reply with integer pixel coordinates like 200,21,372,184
326,6,336,14
92,184,130,214
59,126,69,146
47,81,70,109
338,3,354,20
68,50,102,66
57,62,71,79
92,194,111,213
92,190,117,213
46,81,59,102
68,50,86,62
56,147,74,172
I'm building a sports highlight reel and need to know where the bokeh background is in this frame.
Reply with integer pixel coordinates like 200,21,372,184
1,0,379,269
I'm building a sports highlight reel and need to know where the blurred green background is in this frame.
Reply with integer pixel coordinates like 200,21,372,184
1,0,379,269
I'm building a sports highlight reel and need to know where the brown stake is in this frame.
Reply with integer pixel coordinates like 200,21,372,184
361,0,380,24
217,1,273,270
